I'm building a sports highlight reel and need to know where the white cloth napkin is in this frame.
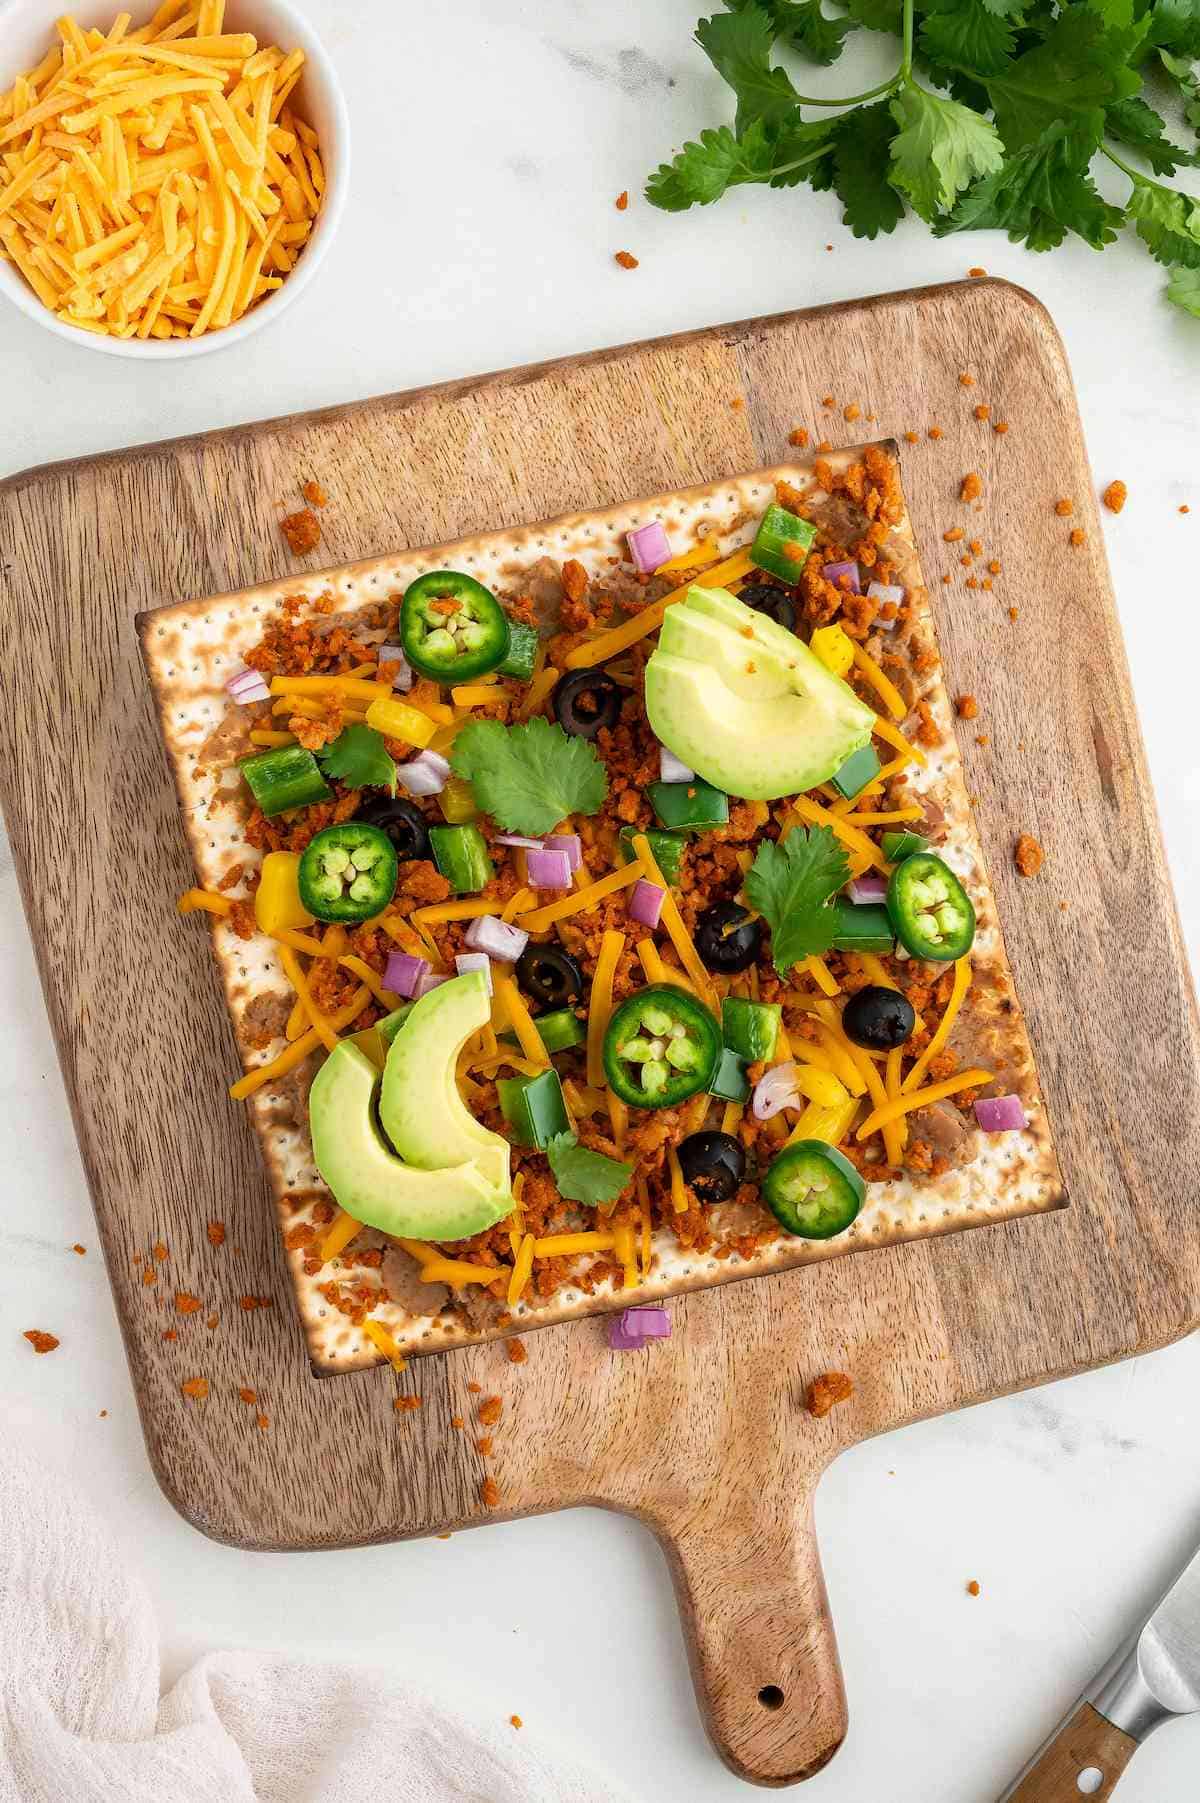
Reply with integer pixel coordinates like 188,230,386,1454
0,1437,637,1803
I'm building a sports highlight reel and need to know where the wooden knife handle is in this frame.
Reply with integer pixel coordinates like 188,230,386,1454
1006,1703,1137,1802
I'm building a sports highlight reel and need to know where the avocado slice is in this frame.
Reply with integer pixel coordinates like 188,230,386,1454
380,970,511,1195
645,584,875,801
309,1043,511,1241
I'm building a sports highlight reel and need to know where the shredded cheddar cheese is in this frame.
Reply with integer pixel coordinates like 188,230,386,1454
636,1173,652,1275
612,1220,638,1289
631,833,720,1014
319,1207,361,1265
852,645,907,721
276,942,337,1053
518,862,642,932
517,665,559,721
872,716,926,767
418,1257,505,1290
507,1233,535,1306
229,984,368,1099
721,1099,744,1136
361,1316,408,1372
336,954,402,1014
493,974,549,1066
636,938,698,995
606,1087,629,1153
845,808,924,826
563,548,756,669
903,957,972,1093
802,954,839,996
667,1142,689,1215
177,886,231,916
533,1231,617,1257
856,1067,993,1140
412,899,503,927
790,796,889,875
587,928,624,1089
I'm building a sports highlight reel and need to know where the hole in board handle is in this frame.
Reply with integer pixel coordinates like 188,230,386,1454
1077,1769,1103,1795
757,1686,785,1711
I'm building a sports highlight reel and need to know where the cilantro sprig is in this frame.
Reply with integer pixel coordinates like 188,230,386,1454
744,824,850,975
545,1132,635,1207
317,724,396,793
450,717,608,836
647,0,1200,320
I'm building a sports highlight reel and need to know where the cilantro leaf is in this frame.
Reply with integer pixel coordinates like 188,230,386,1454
919,0,1019,75
842,0,903,32
744,825,850,975
1160,50,1200,135
646,115,837,209
939,123,1124,250
1167,263,1200,313
1126,176,1200,267
450,718,607,836
1149,0,1200,56
545,1132,634,1208
317,724,395,793
888,84,1005,219
723,0,852,62
983,10,1142,155
833,100,907,235
1106,95,1200,172
696,7,801,130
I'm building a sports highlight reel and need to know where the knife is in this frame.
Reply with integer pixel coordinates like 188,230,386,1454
999,1536,1200,1800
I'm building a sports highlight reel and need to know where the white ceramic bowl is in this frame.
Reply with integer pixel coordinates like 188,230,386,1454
0,0,349,357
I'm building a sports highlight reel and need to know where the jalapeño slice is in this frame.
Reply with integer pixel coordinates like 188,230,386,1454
602,985,721,1110
298,822,398,923
762,1140,866,1239
400,570,511,683
886,852,975,962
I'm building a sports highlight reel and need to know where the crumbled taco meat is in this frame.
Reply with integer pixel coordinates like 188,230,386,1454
174,1292,202,1314
955,695,978,719
207,1221,227,1247
1069,528,1085,547
24,1330,59,1354
615,190,628,210
480,1478,501,1507
280,509,322,556
806,1372,853,1417
71,1243,86,1255
181,1377,209,1400
302,480,327,509
614,250,638,269
1014,834,1044,878
1054,497,1073,517
960,473,982,502
1102,480,1127,514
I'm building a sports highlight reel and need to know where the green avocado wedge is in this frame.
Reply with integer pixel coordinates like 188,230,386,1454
645,585,875,802
309,1044,512,1242
380,970,511,1195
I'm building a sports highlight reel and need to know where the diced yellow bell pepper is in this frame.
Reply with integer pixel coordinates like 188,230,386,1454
438,775,478,823
793,1065,850,1109
364,695,436,748
254,851,314,936
786,1094,860,1148
810,624,855,679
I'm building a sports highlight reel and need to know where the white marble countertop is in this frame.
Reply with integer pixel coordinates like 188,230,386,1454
4,1,1200,1797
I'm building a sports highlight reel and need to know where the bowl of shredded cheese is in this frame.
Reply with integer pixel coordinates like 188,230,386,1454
0,0,349,354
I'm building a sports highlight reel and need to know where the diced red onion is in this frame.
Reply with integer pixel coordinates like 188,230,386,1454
454,951,493,995
658,744,695,783
823,560,861,594
848,875,888,904
609,1306,671,1349
526,847,572,889
626,520,671,574
974,1093,1028,1133
396,751,450,797
383,951,430,999
494,834,545,851
628,878,665,929
464,913,529,962
377,644,415,693
752,1062,802,1120
867,581,905,631
543,834,582,873
225,667,271,704
414,971,449,1000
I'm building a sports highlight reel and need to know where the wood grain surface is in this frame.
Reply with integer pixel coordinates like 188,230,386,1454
2,279,1198,1789
1006,1703,1138,1801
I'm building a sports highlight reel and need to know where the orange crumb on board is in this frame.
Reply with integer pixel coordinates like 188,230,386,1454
615,190,628,210
152,1241,167,1261
207,1222,226,1246
175,1292,202,1314
467,1380,482,1393
1069,528,1085,547
968,267,986,278
394,1395,422,1412
436,1533,452,1540
903,431,919,444
614,250,638,270
477,1436,494,1456
71,1243,86,1255
730,395,745,410
451,1415,465,1430
257,1413,270,1431
302,480,327,509
975,733,989,745
955,695,978,719
141,1267,157,1286
943,527,964,543
806,1372,853,1417
988,559,1001,574
506,1339,527,1364
205,1313,219,1330
181,1377,209,1400
1008,607,1019,621
510,1715,523,1729
1054,497,1073,517
479,1395,504,1426
928,426,943,440
967,1580,981,1597
162,1329,177,1341
960,554,973,567
788,427,810,448
973,404,990,421
24,1330,59,1354
958,372,975,387
960,472,982,502
843,403,860,422
1181,505,1190,515
821,395,834,408
240,1295,274,1311
1102,480,1127,514
816,438,833,452
968,538,982,555
481,1478,501,1507
239,1387,257,1405
1015,834,1044,877
99,1409,108,1418
281,510,321,556
941,574,952,585
982,578,993,591
965,576,979,589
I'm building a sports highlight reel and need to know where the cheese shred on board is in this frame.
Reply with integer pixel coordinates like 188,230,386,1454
0,2,323,339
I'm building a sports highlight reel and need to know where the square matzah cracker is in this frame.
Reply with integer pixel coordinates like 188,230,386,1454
139,449,1064,1374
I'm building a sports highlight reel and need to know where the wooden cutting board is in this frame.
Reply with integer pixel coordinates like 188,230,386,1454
3,279,1199,1789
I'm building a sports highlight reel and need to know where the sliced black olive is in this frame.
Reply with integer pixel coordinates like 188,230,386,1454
552,667,622,740
694,901,761,974
738,582,796,634
354,796,430,863
842,984,916,1051
678,1130,746,1203
515,943,584,1009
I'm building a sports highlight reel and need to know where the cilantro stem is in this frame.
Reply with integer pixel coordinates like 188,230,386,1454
900,0,915,79
789,0,913,110
1102,145,1147,186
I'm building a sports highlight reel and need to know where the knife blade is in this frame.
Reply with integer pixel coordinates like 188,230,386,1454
999,1534,1200,1800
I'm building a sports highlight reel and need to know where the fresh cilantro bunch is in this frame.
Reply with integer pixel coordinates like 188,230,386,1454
745,823,850,974
647,0,1200,318
451,718,608,836
545,1132,635,1206
318,724,395,792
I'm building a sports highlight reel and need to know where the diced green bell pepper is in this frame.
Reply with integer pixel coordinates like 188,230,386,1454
496,620,540,681
428,823,493,894
721,995,780,1063
618,826,686,886
830,742,881,800
497,1068,571,1148
831,899,894,953
708,1046,750,1103
750,503,817,584
881,830,928,863
238,743,332,818
648,778,729,833
501,1007,586,1057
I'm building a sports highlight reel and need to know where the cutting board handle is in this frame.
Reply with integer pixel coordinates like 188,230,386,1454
658,1481,846,1786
